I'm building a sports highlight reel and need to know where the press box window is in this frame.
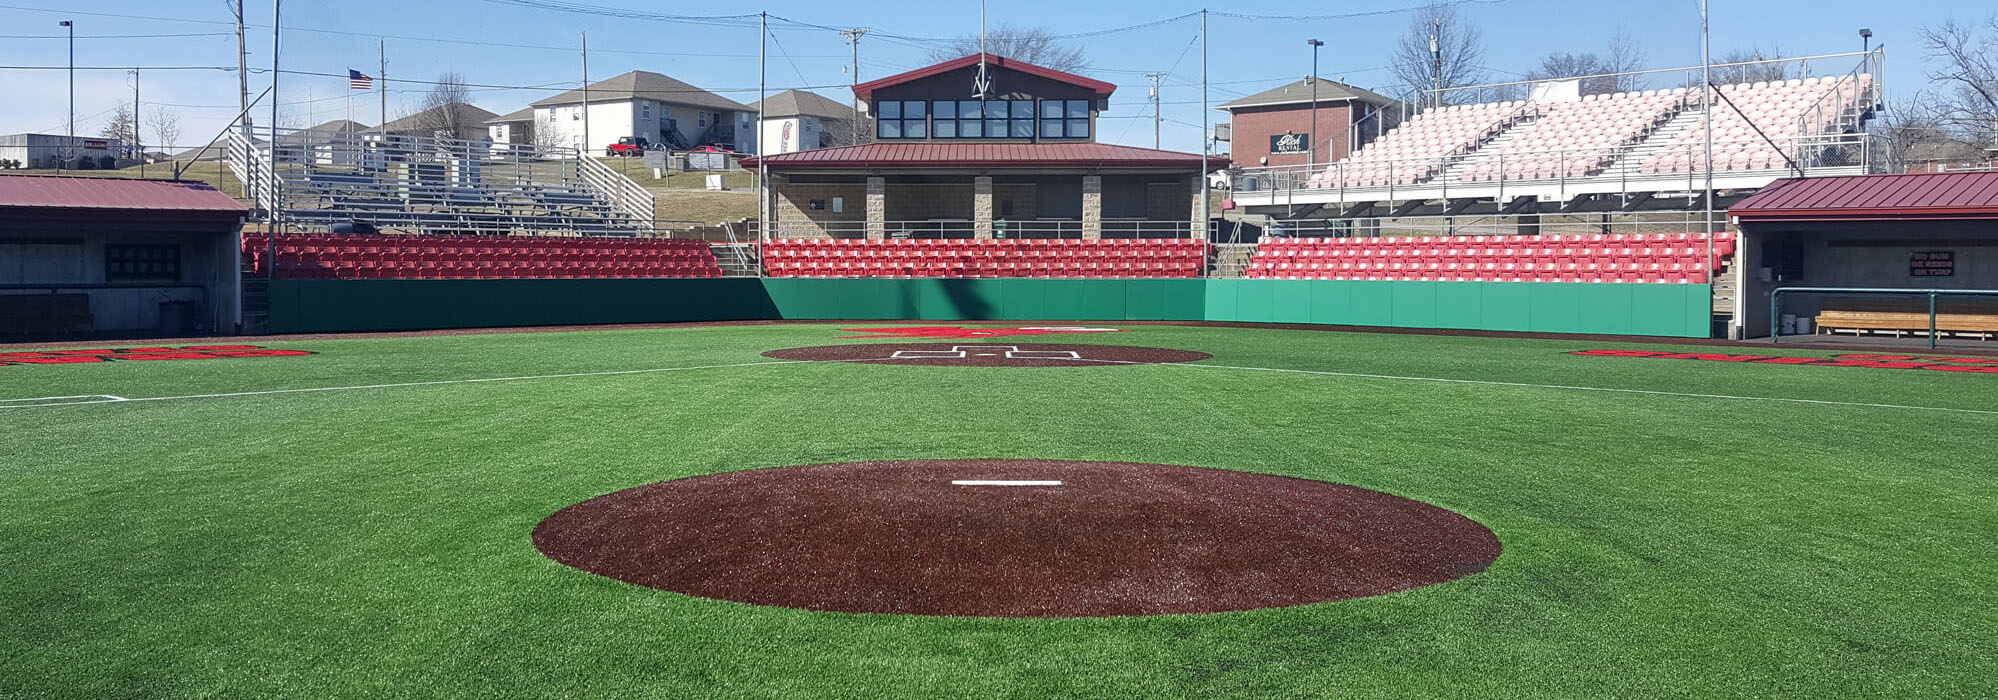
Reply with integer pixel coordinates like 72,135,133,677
875,101,929,139
1039,99,1091,138
105,244,180,281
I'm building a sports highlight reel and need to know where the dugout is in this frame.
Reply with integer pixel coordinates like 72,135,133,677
0,175,248,340
1729,171,1998,340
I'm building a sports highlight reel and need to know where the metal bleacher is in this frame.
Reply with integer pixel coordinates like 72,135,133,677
228,127,655,237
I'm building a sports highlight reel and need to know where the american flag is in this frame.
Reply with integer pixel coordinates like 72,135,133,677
348,69,374,90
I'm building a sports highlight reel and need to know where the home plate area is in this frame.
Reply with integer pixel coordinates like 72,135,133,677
532,460,1501,618
761,343,1212,367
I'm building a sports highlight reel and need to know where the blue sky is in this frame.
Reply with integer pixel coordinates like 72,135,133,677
0,0,1986,154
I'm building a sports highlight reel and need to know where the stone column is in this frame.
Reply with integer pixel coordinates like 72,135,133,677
865,176,886,240
1081,175,1103,240
973,176,995,239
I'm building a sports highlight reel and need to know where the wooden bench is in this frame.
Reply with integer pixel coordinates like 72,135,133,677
1815,298,1998,340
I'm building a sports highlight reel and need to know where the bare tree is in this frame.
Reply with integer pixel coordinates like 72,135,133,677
1524,35,1646,96
1390,3,1489,108
404,73,479,139
99,102,139,147
146,105,181,156
532,112,565,151
1701,47,1791,87
928,25,1087,74
1920,17,1998,146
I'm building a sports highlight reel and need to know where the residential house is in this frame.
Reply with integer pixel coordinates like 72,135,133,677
1218,78,1396,168
530,71,754,155
750,89,863,155
380,104,499,141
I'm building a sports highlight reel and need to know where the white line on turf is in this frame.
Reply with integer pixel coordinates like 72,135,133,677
2,355,1992,417
951,480,1063,486
0,394,129,408
0,361,808,409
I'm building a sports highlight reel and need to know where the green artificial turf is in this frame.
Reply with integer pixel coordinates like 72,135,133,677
2,323,1994,699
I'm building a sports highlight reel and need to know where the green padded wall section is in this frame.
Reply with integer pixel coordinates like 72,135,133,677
268,278,1713,338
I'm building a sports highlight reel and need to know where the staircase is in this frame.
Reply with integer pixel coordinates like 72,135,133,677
1440,113,1542,183
1208,243,1258,278
240,261,270,334
710,242,760,277
1602,105,1705,178
1710,255,1738,317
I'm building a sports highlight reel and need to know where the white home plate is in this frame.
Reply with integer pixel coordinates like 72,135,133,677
951,480,1064,487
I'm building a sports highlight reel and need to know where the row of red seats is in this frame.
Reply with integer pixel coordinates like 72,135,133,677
1251,260,1712,284
1248,232,1734,284
764,238,1206,279
243,233,724,279
766,260,1203,279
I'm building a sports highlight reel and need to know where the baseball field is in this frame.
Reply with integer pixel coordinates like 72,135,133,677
3,322,1993,698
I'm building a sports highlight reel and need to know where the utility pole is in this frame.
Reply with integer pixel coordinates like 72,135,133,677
841,28,869,144
1700,0,1715,268
132,69,141,176
1307,39,1323,167
1430,17,1443,110
234,2,247,134
60,20,73,172
1145,72,1165,149
268,0,282,233
757,12,768,243
581,32,591,157
378,40,386,134
1199,8,1209,243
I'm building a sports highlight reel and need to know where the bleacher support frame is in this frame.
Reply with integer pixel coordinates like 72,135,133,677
227,126,655,237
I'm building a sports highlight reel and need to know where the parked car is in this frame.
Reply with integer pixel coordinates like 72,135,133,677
606,137,652,157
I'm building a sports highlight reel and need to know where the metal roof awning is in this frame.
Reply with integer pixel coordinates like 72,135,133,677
1731,171,1998,223
0,175,247,220
744,142,1227,171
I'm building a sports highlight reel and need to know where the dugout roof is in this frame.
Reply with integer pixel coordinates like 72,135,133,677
1731,171,1998,223
0,175,247,222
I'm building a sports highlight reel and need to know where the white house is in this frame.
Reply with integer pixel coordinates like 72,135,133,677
529,71,755,156
485,108,535,152
748,89,862,155
0,134,125,169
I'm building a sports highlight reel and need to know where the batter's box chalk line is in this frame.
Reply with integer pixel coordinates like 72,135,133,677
888,345,1084,360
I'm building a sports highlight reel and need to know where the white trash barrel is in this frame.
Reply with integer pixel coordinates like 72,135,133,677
1780,314,1798,335
1795,317,1813,335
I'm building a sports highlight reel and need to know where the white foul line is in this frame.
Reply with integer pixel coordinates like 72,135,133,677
0,361,807,409
951,480,1063,486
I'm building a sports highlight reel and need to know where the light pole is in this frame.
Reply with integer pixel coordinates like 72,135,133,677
1859,28,1872,54
1307,39,1323,168
60,20,73,172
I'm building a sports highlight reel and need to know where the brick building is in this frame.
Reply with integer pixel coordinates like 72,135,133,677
1219,78,1395,169
743,54,1227,240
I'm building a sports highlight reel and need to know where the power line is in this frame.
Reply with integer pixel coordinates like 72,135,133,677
0,32,233,40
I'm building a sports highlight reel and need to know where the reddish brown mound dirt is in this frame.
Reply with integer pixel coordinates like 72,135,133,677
761,343,1211,367
532,460,1501,617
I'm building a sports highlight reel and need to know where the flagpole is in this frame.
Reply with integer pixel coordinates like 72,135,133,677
378,40,387,134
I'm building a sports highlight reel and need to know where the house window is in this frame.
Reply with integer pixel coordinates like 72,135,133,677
105,244,179,281
875,100,930,139
699,111,709,128
640,102,651,120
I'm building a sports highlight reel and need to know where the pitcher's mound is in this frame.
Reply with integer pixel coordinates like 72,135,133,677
762,343,1210,367
533,460,1500,617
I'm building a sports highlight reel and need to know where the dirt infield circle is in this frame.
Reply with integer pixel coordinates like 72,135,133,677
532,460,1501,617
762,343,1212,367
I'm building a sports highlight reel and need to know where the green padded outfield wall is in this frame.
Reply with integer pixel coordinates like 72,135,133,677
268,278,1714,338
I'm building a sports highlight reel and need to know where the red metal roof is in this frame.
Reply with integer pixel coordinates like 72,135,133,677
743,142,1227,171
1731,171,1998,222
0,175,247,216
853,54,1117,100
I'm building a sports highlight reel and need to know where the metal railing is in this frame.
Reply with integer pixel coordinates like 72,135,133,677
226,126,656,237
1771,287,1998,349
1261,211,1725,239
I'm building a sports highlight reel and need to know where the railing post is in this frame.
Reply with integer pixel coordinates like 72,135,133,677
1929,291,1938,350
1769,288,1781,344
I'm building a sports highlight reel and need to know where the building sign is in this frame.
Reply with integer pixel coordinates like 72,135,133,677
1269,133,1309,155
1911,251,1954,277
81,139,109,151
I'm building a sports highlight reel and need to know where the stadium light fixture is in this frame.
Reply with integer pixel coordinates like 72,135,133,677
1859,28,1872,53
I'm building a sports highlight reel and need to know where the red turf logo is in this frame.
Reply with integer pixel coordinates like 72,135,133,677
1570,349,1998,374
0,345,315,367
838,326,1127,339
